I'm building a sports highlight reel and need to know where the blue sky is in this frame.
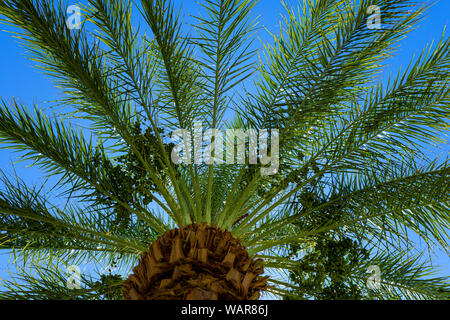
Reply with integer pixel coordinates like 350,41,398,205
0,0,448,293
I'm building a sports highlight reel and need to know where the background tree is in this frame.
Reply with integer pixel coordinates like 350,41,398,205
0,0,449,299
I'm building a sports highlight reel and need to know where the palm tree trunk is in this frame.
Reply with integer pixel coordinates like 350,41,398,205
122,223,268,300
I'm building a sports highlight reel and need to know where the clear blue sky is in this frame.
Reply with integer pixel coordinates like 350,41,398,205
0,0,448,291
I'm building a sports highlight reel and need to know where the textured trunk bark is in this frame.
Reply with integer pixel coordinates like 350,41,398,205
122,223,268,300
186,287,219,300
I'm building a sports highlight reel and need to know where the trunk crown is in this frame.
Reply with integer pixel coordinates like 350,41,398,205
122,223,268,300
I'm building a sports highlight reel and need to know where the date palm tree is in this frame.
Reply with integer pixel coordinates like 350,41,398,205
0,0,449,299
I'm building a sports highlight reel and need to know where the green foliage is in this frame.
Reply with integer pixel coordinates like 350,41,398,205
285,237,370,300
0,0,448,299
282,188,370,300
92,120,175,230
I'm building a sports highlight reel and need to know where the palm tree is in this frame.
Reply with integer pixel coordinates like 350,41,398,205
0,0,449,300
